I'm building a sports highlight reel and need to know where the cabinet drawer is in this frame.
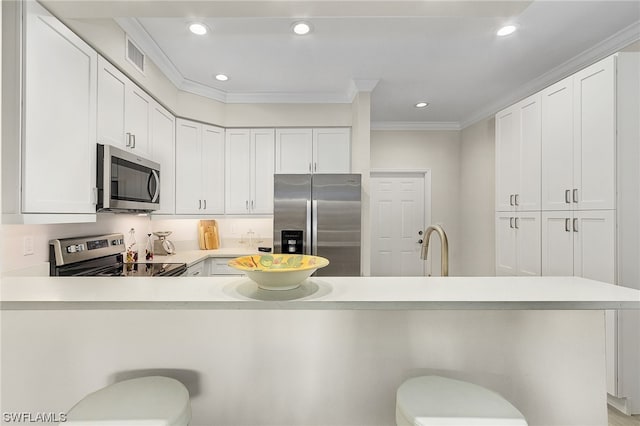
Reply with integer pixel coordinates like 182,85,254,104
186,260,206,277
210,258,242,275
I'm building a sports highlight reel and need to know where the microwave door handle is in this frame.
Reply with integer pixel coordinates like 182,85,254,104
148,170,160,202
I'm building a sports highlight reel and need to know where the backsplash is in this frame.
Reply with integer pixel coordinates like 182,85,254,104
1,215,273,274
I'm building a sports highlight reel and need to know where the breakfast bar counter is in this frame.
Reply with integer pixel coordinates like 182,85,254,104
1,276,639,426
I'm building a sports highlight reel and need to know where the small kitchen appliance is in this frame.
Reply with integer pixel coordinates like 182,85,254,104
153,231,176,255
49,233,186,277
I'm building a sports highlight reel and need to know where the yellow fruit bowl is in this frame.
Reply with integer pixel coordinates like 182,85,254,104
228,254,329,290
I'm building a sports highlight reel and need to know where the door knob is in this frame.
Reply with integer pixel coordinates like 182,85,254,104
418,230,423,235
418,239,423,244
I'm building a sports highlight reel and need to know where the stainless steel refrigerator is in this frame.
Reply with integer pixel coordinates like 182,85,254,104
273,174,361,276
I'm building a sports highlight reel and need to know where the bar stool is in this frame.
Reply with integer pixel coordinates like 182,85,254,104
62,376,191,425
396,376,527,425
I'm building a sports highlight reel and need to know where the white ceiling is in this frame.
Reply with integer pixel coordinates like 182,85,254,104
45,0,640,128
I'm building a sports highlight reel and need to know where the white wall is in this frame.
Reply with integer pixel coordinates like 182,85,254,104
370,130,462,275
459,117,496,276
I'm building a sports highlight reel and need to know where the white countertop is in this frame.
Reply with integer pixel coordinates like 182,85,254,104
1,275,639,310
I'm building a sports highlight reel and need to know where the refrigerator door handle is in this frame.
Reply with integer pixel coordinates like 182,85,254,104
306,199,312,255
312,200,318,256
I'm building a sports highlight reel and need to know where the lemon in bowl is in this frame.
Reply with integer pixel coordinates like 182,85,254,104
228,254,329,290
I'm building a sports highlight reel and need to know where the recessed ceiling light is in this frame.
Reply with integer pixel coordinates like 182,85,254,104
292,21,312,35
215,74,229,82
415,102,429,108
497,25,516,37
189,23,208,35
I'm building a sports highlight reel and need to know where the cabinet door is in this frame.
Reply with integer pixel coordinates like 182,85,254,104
150,102,175,214
175,119,202,214
275,128,313,173
251,129,275,214
573,210,615,283
225,129,252,214
22,1,97,213
541,211,574,276
495,106,518,211
495,213,517,276
313,128,351,173
573,56,616,210
516,212,541,276
126,85,152,156
518,94,541,211
202,125,225,214
541,77,574,211
97,57,126,148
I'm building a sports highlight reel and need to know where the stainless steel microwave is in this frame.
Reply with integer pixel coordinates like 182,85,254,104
97,144,160,212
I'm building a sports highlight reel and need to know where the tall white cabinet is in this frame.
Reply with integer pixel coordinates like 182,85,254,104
496,52,640,414
21,1,98,215
175,119,225,214
225,129,275,214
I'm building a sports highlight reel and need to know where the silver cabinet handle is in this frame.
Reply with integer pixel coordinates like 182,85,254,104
565,218,571,232
514,217,520,229
510,217,514,229
131,134,136,149
573,218,578,232
126,132,132,147
573,189,578,203
199,199,202,209
514,194,520,206
308,163,312,172
510,194,514,206
203,199,207,210
314,162,317,172
192,271,200,276
251,200,254,210
565,189,571,203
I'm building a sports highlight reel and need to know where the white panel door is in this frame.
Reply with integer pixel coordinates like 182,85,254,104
225,129,251,214
201,124,225,214
275,128,313,174
516,212,541,276
175,119,202,214
573,210,615,283
574,56,616,210
518,94,541,211
371,174,426,276
541,211,574,276
125,86,151,156
150,102,175,214
313,128,351,173
495,106,518,211
251,129,275,214
541,77,574,211
97,56,126,148
22,1,97,213
495,213,517,276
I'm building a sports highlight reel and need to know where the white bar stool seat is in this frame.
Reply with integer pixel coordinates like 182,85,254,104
62,376,191,426
396,376,528,426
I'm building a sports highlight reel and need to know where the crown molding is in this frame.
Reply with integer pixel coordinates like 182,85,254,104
225,91,352,104
347,79,380,101
371,121,461,131
460,21,640,129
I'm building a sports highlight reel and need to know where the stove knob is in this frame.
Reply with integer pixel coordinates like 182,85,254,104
77,244,85,252
66,245,77,253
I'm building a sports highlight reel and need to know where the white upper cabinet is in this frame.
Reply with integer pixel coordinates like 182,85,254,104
541,56,616,211
150,101,175,215
275,128,351,174
21,1,97,214
175,119,224,214
495,94,541,211
225,129,275,214
97,56,151,156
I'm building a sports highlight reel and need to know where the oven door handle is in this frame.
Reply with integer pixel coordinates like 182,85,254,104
148,170,160,203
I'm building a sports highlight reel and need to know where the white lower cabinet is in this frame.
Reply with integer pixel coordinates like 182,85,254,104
209,258,243,276
495,212,541,276
175,119,225,214
541,210,615,280
185,260,207,277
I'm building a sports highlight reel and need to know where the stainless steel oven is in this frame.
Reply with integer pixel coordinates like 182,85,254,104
97,144,161,212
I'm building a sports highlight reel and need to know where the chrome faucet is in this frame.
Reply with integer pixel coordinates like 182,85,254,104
420,224,449,276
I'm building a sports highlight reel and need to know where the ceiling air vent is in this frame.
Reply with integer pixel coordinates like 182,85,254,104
126,36,145,74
